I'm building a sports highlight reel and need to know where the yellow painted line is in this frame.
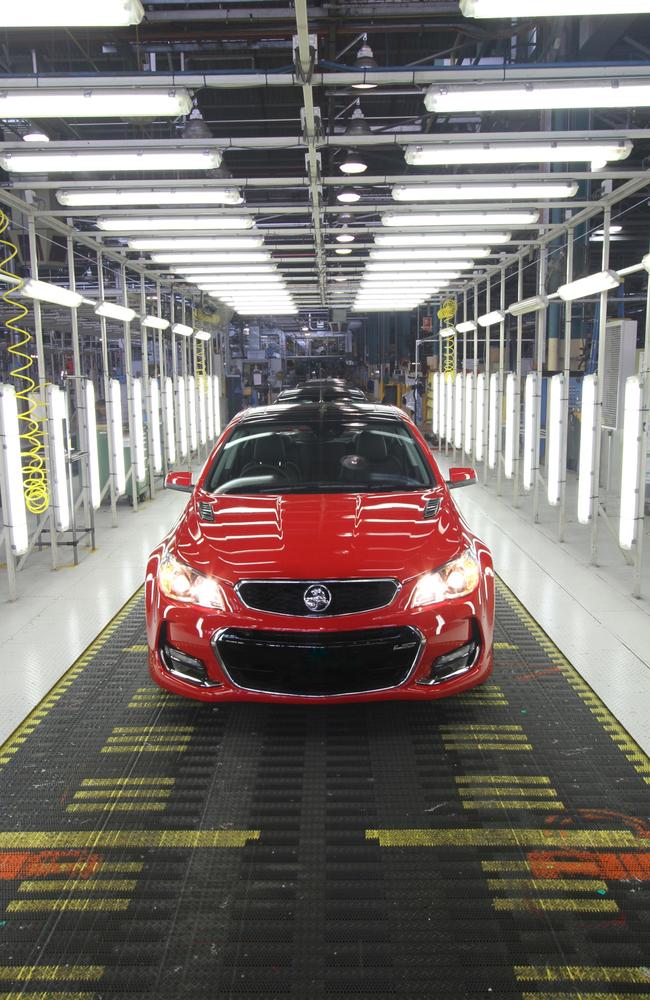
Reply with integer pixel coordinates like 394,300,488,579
96,862,144,873
494,898,618,913
443,743,534,751
0,967,103,982
111,726,194,734
515,966,650,984
101,745,190,754
494,642,518,650
8,899,130,913
462,800,564,810
124,644,148,652
443,734,529,742
81,777,175,787
482,861,531,872
73,789,172,800
0,994,94,1000
67,802,168,813
458,788,557,798
455,776,551,785
0,830,260,849
18,879,137,893
366,828,640,848
440,724,524,732
105,736,191,744
487,879,608,892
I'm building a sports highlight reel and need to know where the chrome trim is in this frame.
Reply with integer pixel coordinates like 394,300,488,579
160,645,223,689
234,577,402,617
417,641,481,687
210,625,425,700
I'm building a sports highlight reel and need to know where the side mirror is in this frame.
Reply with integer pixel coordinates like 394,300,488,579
165,471,193,494
446,467,477,490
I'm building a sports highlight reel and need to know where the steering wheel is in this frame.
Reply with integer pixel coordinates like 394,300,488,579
240,463,291,481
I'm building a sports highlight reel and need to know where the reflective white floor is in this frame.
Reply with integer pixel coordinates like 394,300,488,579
2,459,649,755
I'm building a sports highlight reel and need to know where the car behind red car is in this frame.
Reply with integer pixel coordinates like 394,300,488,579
145,401,494,703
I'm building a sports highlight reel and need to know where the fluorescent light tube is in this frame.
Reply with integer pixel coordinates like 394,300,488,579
478,310,505,328
21,278,83,308
0,88,191,119
404,139,632,169
558,270,621,301
95,301,137,322
488,373,498,470
439,327,456,339
100,216,253,233
164,377,176,465
577,374,597,524
0,149,222,174
177,377,188,458
128,237,263,250
547,373,564,506
426,80,650,115
0,384,29,555
446,378,453,443
391,181,579,202
371,248,491,260
173,264,276,275
375,233,511,247
197,278,284,288
504,373,516,479
195,330,212,341
213,376,222,438
475,374,485,461
109,379,126,497
439,375,446,441
361,274,460,283
619,375,643,549
508,294,548,317
366,261,474,272
198,383,207,446
461,0,650,16
3,0,144,26
523,372,537,492
57,186,244,207
432,373,440,436
150,378,163,474
206,380,215,441
172,323,193,337
84,379,101,510
381,210,539,227
46,386,71,533
188,375,198,452
353,305,415,312
454,374,464,450
456,320,478,333
131,378,146,483
152,252,270,264
142,315,170,330
464,373,473,456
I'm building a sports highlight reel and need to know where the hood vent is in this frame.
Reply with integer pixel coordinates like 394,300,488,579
197,501,215,522
423,498,441,520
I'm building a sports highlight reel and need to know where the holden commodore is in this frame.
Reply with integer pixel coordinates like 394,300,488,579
145,401,494,703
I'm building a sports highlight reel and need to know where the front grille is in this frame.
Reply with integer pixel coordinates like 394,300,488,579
236,579,399,616
213,626,422,696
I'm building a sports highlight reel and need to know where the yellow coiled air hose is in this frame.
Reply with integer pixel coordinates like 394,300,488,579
438,298,458,381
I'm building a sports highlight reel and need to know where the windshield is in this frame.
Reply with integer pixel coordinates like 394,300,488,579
204,417,436,495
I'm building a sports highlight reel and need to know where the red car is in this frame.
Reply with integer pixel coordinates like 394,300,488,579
145,401,494,703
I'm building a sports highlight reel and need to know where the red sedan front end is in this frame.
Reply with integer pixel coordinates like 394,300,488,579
145,402,494,704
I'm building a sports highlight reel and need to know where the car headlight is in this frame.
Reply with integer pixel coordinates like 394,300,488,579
158,552,224,609
411,550,480,607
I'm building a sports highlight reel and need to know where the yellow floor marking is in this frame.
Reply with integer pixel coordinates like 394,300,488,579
443,735,530,743
443,743,533,751
493,898,618,913
494,642,518,650
73,789,172,800
124,645,148,652
0,994,94,1000
440,724,524,732
8,899,130,913
101,745,190,754
366,829,640,848
462,800,564,810
67,802,168,813
515,966,650,983
455,776,551,785
105,736,192,744
487,879,608,892
96,862,144,873
482,861,531,873
111,726,194,734
458,788,557,798
0,830,260,849
0,967,103,982
18,879,137,893
81,777,175,787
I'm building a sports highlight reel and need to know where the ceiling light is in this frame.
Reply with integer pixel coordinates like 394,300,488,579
57,187,244,207
20,277,83,308
352,40,378,89
195,330,212,341
22,130,49,143
98,215,253,232
366,260,474,272
353,304,418,311
335,248,353,255
236,307,298,315
128,237,263,251
375,233,511,246
332,274,348,283
172,323,194,337
477,309,506,327
461,0,650,15
95,301,137,322
591,225,623,237
141,315,170,330
508,294,548,317
391,181,579,202
2,0,144,26
557,269,621,301
182,105,212,139
337,188,361,204
403,139,632,170
439,327,456,339
381,210,539,227
456,320,477,333
335,232,356,243
340,151,368,175
151,252,271,264
345,102,371,136
371,247,491,260
361,273,460,283
0,149,223,174
0,88,192,119
171,264,276,275
426,79,650,115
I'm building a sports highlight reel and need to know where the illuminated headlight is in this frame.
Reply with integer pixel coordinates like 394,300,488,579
158,552,224,609
412,550,480,607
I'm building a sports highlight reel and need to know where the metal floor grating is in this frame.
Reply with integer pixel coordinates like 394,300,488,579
0,580,649,999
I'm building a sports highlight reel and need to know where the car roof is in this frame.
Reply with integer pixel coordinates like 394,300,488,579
237,401,405,424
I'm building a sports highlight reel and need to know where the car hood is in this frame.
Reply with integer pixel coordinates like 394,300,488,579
174,490,466,584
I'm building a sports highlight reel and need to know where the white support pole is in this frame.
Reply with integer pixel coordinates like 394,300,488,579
122,263,138,513
591,205,611,565
558,228,574,542
482,278,490,483
513,257,524,507
496,266,506,495
97,252,118,526
140,271,155,499
532,245,547,523
633,251,650,597
66,233,90,530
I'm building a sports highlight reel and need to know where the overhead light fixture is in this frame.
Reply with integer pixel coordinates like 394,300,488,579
431,373,440,437
371,247,491,260
195,330,212,341
132,379,146,483
187,376,198,453
99,215,253,232
589,224,623,242
236,306,298,315
477,309,506,328
557,270,621,301
391,181,579,202
149,378,163,475
0,384,29,555
366,260,475,272
619,375,643,550
445,379,453,443
56,186,244,207
488,373,498,470
164,377,176,465
426,79,650,115
46,386,71,533
335,248,353,255
522,372,537,492
177,377,188,458
455,320,477,333
197,279,285,289
152,252,270,264
128,237,262,251
439,375,446,442
403,139,632,170
353,304,417,312
23,129,49,143
340,150,368,175
206,379,215,441
2,0,144,26
454,376,464,451
362,273,460,282
0,88,192,119
83,379,101,509
577,374,597,525
182,104,212,140
95,301,137,322
475,373,486,462
381,210,539,227
504,373,516,480
337,188,361,204
109,380,126,497
332,273,349,283
141,315,170,330
352,39,378,89
375,233,511,247
20,277,83,308
508,294,548,317
212,376,222,438
0,149,222,174
335,232,356,243
345,102,371,136
461,0,650,16
464,373,473,456
547,374,564,507
198,382,207,447
172,323,193,337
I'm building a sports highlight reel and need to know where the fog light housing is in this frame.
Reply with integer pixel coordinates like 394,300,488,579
417,640,479,686
160,638,221,687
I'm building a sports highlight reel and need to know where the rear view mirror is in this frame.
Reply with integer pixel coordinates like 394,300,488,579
446,467,477,490
165,471,193,494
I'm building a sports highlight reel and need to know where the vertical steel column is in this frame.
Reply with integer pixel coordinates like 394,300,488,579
496,266,506,496
532,246,547,524
558,229,575,542
513,257,524,508
66,234,90,528
97,253,117,526
27,216,58,567
591,206,611,565
122,264,138,513
483,278,491,483
140,272,154,499
632,243,650,598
